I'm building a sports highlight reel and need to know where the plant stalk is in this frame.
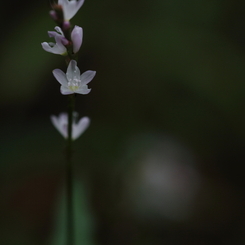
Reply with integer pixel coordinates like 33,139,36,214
67,94,75,245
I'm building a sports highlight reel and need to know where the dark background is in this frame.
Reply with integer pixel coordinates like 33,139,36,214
1,0,245,244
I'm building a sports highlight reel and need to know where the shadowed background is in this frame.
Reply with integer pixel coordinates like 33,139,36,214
1,0,245,244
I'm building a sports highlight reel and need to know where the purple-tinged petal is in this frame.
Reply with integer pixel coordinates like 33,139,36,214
48,26,64,38
48,31,59,38
71,26,83,53
60,37,69,45
42,27,67,55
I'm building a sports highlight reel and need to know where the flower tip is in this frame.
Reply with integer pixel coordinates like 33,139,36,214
82,116,90,126
49,10,58,21
59,0,85,21
63,21,71,30
41,42,50,51
72,116,91,140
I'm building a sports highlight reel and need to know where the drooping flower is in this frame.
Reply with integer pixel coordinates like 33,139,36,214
53,60,96,95
51,112,90,140
41,26,68,55
58,0,85,21
41,26,83,55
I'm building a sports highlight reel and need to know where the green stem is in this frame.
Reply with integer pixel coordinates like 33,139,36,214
67,94,75,245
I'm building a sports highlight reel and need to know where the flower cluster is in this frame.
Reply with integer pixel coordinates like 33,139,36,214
42,0,95,140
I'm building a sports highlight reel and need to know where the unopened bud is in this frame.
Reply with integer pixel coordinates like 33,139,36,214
49,10,58,21
63,21,71,31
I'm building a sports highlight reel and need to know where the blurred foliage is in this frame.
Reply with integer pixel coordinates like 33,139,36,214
1,0,245,244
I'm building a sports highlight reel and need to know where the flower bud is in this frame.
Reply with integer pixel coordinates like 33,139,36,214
62,21,71,31
49,10,58,21
71,26,83,54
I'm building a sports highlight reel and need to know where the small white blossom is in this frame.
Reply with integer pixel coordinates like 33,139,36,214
53,60,96,95
58,0,85,21
51,112,90,140
41,26,68,55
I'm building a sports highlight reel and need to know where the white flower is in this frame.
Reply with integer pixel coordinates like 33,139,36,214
41,26,68,55
51,112,90,140
41,26,83,55
53,60,96,95
58,0,85,21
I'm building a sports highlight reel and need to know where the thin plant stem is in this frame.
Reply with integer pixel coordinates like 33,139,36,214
66,94,75,245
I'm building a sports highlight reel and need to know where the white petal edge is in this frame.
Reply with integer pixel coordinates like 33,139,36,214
76,86,91,94
41,42,52,51
53,69,67,85
54,26,64,35
41,42,66,55
61,0,85,20
60,85,74,95
72,116,90,140
80,70,96,85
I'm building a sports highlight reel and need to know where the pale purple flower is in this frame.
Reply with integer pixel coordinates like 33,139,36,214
41,26,83,54
41,26,68,55
71,25,83,53
51,112,90,140
53,60,96,95
58,0,85,21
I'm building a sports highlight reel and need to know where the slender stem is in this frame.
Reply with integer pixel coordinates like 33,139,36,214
67,94,75,245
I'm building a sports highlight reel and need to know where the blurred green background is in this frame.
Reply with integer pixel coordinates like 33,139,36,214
1,0,245,244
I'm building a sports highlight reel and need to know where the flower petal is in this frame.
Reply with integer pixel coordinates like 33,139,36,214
66,60,81,81
80,70,96,85
41,40,66,55
76,85,91,94
71,26,83,53
60,85,73,95
41,42,53,52
60,0,85,20
53,69,67,85
50,115,67,138
48,31,60,38
72,116,90,140
55,36,68,53
48,26,64,38
54,26,64,35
